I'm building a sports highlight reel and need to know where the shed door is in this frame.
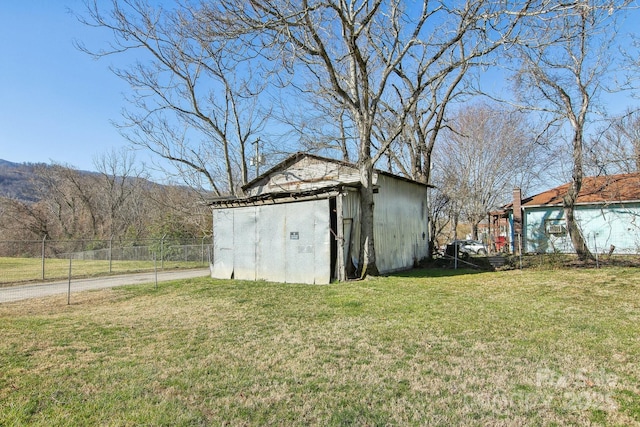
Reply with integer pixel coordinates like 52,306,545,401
211,209,234,279
212,200,331,284
284,199,331,284
256,205,285,281
233,206,257,280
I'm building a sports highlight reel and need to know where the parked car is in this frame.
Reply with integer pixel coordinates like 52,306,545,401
447,240,488,256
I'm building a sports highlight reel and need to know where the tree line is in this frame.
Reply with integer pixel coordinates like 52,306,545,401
74,0,638,271
0,150,211,254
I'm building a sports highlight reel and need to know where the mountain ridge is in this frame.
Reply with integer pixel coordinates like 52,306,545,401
0,159,44,202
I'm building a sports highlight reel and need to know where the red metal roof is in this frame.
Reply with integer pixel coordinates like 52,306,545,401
522,173,640,207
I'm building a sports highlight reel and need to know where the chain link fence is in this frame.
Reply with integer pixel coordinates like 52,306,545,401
0,237,212,286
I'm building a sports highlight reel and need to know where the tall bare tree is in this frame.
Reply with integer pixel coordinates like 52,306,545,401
510,1,632,260
383,0,528,186
208,0,436,276
79,0,270,196
211,0,541,276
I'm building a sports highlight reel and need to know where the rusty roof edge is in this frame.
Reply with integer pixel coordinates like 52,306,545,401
208,184,357,207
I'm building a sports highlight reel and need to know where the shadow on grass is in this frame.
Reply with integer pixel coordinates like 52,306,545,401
388,266,487,279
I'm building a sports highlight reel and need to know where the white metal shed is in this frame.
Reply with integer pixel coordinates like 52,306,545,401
209,153,429,284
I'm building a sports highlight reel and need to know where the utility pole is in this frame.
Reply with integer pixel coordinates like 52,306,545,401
251,138,264,178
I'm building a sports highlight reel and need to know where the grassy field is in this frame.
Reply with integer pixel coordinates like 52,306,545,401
0,257,206,285
1,268,639,425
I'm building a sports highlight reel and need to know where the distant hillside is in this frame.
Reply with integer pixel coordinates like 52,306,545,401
0,160,41,202
0,159,204,204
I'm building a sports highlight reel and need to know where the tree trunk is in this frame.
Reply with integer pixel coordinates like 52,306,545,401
563,131,593,261
563,202,590,260
563,183,593,261
472,222,479,241
357,160,379,278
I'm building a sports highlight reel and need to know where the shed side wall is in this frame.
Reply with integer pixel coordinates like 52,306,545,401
373,175,429,272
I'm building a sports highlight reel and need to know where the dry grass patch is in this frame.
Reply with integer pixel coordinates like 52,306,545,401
1,269,639,425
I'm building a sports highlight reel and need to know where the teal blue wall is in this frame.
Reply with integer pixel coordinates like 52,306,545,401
519,203,640,254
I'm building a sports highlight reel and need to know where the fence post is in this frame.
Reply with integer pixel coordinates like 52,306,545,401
201,235,205,265
41,235,47,280
67,255,72,305
154,252,158,290
161,234,166,270
109,236,113,273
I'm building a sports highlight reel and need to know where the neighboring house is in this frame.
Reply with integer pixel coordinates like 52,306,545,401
208,153,430,284
492,173,640,254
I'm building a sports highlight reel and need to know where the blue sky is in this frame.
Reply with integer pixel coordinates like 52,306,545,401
1,1,638,177
0,1,131,171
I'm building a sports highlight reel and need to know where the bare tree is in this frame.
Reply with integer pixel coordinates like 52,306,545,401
510,1,632,260
93,148,150,239
29,164,103,240
210,0,542,276
586,108,640,175
0,197,52,242
434,102,542,240
385,0,524,186
78,0,270,196
207,0,438,276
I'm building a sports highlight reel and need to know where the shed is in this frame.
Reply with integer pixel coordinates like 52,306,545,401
209,153,430,284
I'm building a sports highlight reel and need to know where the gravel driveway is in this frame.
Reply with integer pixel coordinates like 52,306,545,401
0,268,211,304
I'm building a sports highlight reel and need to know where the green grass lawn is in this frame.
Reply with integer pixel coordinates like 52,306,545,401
0,257,206,285
1,268,639,425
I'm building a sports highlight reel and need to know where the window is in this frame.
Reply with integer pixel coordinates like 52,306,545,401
545,220,567,235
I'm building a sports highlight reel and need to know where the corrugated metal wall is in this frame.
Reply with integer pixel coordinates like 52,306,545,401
372,175,429,272
211,199,331,284
341,191,361,275
338,178,428,275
